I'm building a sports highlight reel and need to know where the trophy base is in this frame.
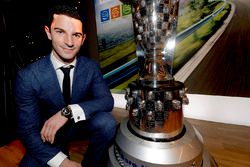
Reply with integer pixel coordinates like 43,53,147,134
107,118,218,167
126,80,188,137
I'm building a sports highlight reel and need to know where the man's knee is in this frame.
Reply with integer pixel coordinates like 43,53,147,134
19,154,48,167
93,112,117,137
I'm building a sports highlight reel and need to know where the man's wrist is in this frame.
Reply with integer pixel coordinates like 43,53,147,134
59,158,70,167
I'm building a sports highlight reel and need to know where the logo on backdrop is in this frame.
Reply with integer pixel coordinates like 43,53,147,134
111,5,121,19
100,9,110,22
122,4,131,16
100,4,131,23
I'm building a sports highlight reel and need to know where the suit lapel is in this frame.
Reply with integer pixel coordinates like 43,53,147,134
71,56,88,103
36,56,65,107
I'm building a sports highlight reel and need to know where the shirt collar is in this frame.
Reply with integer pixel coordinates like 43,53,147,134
50,52,76,70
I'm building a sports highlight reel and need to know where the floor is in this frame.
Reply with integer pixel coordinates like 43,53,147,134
187,118,250,167
70,108,250,167
1,108,250,167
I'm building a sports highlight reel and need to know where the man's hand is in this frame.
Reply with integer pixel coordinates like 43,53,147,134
60,158,81,167
40,111,68,144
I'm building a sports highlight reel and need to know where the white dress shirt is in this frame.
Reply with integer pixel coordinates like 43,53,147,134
47,53,86,167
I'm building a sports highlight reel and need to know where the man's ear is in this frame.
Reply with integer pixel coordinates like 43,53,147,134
44,25,52,40
81,34,86,45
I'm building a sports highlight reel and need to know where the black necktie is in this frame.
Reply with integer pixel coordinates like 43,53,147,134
60,65,73,105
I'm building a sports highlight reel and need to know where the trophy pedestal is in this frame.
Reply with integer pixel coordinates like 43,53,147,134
107,118,217,167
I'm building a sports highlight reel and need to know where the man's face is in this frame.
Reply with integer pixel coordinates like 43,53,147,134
45,14,86,63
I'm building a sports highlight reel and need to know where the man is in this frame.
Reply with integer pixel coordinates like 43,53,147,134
15,4,117,167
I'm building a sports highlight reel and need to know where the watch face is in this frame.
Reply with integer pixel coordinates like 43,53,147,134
62,108,70,115
61,107,72,118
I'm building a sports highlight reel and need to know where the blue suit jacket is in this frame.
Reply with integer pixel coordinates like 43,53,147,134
15,55,114,165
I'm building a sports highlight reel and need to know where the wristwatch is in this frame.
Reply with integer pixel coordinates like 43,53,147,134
61,106,72,119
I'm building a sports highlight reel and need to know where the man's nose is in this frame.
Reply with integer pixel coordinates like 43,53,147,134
64,35,74,47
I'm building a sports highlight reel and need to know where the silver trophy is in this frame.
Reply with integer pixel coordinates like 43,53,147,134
107,0,217,166
127,0,186,138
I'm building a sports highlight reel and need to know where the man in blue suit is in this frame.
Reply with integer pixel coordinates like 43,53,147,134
15,4,117,167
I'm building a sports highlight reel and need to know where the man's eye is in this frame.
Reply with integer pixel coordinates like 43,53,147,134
74,34,81,38
56,31,63,34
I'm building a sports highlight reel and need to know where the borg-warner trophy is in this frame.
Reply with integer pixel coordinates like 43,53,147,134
107,0,217,166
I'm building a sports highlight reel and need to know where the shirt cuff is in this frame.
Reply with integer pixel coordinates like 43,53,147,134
70,104,86,122
47,151,67,167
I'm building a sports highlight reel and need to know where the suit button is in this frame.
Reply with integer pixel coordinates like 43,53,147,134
77,116,80,120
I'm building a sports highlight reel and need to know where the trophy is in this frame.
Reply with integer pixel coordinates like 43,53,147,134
125,0,188,141
107,0,217,166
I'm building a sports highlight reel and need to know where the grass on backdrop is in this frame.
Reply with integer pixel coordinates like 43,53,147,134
177,1,223,33
173,2,231,73
100,39,136,69
111,73,139,94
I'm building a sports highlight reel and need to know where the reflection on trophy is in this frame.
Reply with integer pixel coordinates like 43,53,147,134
133,0,178,82
107,0,217,166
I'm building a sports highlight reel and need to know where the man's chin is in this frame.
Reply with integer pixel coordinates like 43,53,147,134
60,56,75,63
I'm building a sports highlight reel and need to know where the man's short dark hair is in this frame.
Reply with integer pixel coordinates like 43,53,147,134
47,5,84,30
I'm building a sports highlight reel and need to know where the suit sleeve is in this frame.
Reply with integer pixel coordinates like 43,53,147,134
15,69,61,165
78,61,114,119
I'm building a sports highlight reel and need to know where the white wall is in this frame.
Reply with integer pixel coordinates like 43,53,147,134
112,93,250,127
